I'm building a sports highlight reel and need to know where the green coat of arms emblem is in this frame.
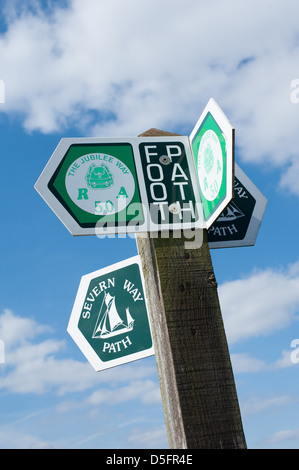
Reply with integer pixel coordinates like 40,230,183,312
86,163,113,189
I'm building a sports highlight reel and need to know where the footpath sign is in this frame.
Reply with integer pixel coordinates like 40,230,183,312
67,256,154,371
34,136,203,236
138,138,203,230
208,163,267,248
190,98,235,228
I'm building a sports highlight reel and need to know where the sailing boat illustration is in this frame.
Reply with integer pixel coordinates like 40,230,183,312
92,292,134,339
216,201,245,222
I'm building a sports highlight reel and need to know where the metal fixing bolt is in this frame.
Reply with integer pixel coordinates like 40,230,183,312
159,155,171,165
169,203,180,214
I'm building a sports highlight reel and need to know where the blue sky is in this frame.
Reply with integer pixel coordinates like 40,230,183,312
1,0,299,449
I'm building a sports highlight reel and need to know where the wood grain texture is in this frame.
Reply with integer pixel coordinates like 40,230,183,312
136,129,246,449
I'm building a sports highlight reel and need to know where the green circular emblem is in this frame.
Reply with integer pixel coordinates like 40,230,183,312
86,163,114,189
197,130,223,202
65,153,135,216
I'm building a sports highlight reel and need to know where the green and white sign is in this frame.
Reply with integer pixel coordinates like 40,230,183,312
35,136,203,235
138,139,203,230
208,163,267,249
35,138,143,235
65,153,135,217
67,256,154,371
190,98,235,229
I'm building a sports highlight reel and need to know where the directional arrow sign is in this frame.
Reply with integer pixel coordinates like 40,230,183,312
208,163,267,248
35,137,203,235
190,98,235,228
67,256,154,371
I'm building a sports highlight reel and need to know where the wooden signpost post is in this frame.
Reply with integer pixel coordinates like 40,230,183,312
137,128,246,449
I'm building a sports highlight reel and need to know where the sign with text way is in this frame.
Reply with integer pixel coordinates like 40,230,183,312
208,163,267,248
34,137,203,236
190,98,235,229
67,256,154,371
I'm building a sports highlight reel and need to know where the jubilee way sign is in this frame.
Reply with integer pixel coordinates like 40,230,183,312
190,98,235,229
67,256,154,371
35,136,203,236
208,163,267,249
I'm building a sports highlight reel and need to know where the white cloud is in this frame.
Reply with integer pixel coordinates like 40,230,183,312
267,428,299,445
1,0,299,193
128,424,167,448
0,308,51,347
230,353,266,373
279,157,299,196
0,309,159,397
219,262,299,344
87,379,161,406
241,395,294,416
0,429,51,449
273,349,297,369
231,349,299,374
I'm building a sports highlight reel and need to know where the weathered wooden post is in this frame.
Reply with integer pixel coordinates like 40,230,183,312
136,128,246,449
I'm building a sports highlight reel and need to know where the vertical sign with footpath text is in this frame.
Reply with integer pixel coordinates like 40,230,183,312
138,138,203,231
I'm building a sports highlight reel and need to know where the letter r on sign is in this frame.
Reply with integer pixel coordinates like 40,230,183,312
78,188,89,200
